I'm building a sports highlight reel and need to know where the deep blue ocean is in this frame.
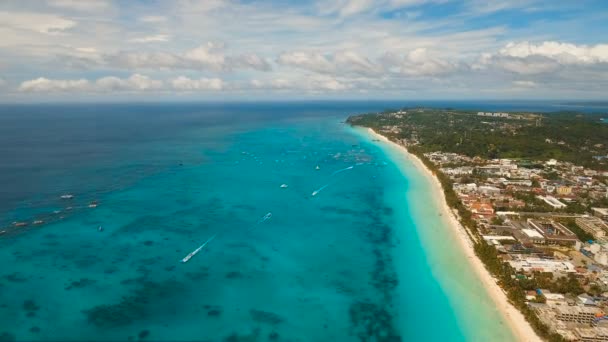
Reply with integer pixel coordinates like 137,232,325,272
0,101,605,341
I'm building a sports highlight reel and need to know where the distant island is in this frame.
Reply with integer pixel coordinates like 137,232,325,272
348,108,608,342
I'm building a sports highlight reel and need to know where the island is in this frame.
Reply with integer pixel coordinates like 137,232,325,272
348,108,608,342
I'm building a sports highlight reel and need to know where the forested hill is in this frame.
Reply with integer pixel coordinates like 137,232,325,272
347,108,608,170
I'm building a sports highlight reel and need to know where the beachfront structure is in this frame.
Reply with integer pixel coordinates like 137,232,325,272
576,217,608,239
553,305,599,324
592,208,608,221
537,195,568,209
527,219,578,246
534,303,608,341
508,257,576,273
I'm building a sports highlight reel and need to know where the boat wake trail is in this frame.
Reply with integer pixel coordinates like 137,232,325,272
180,234,217,263
311,183,330,197
331,165,354,176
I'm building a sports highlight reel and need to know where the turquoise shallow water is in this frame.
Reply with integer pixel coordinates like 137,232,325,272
0,104,514,341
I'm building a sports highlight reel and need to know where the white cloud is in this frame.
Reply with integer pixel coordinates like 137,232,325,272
96,74,163,91
248,75,351,92
139,16,168,23
277,50,382,76
171,76,224,91
472,41,608,76
277,48,457,77
103,42,271,72
0,11,76,34
19,77,89,92
129,34,171,43
47,0,111,12
396,48,456,76
318,0,438,17
499,41,608,64
19,74,163,92
277,51,334,73
512,80,537,88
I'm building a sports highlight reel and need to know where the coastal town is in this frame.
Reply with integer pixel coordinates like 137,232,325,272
348,108,608,342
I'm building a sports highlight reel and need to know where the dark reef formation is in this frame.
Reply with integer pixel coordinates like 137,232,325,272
83,280,181,328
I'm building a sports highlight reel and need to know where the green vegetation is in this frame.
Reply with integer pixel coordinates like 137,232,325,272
348,108,608,170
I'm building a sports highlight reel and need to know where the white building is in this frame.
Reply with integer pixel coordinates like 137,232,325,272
537,195,567,209
508,257,576,273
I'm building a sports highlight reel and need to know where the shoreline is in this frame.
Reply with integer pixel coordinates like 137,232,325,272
366,128,541,342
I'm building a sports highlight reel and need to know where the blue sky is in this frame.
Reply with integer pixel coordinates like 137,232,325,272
1,0,607,101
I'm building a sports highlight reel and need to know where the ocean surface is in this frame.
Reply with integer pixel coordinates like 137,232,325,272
0,101,604,341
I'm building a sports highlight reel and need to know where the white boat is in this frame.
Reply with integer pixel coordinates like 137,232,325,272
181,234,217,263
280,184,288,188
315,165,320,170
60,194,74,199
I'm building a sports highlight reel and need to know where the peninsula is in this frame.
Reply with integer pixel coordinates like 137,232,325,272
348,108,608,342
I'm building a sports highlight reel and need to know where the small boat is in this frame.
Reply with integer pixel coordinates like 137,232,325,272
33,220,44,225
280,184,288,188
315,165,320,170
88,201,98,208
181,234,217,263
260,212,272,222
13,222,28,227
0,230,6,235
60,194,74,199
98,226,103,232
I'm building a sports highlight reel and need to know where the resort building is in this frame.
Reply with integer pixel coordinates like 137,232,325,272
576,217,608,239
508,257,576,273
537,195,568,209
527,219,579,246
592,208,608,221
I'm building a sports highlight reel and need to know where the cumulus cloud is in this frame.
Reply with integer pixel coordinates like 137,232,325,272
0,11,76,34
277,51,334,73
249,75,351,92
512,80,538,88
170,76,224,90
19,77,89,92
47,0,111,12
474,41,608,76
139,16,168,23
96,74,163,91
499,41,608,64
19,74,163,92
102,42,271,72
318,0,439,17
382,48,457,76
129,34,171,43
277,50,382,76
277,47,456,77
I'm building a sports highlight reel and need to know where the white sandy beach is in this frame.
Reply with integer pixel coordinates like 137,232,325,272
367,128,541,342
